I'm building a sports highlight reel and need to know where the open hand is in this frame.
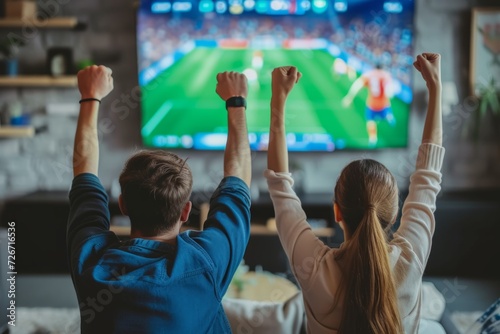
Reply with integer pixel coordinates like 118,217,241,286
216,71,248,100
413,53,441,87
272,66,302,98
77,65,114,100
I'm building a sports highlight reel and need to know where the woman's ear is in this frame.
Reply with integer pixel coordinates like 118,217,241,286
118,195,128,216
333,202,342,223
334,203,350,240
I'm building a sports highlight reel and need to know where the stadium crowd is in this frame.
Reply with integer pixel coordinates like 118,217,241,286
138,12,413,85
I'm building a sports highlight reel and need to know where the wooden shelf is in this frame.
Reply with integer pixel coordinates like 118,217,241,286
0,126,34,138
0,17,80,29
0,75,77,87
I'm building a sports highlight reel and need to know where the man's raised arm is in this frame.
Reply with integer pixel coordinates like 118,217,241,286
73,65,114,177
216,72,251,186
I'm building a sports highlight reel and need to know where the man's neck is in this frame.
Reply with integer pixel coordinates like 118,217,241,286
130,228,180,245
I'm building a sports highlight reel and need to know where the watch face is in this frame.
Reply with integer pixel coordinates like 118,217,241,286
226,96,246,109
233,97,244,107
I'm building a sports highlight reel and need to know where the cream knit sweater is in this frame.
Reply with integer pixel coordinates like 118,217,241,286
265,143,445,334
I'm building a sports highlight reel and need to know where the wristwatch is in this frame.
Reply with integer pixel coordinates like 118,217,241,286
226,96,247,110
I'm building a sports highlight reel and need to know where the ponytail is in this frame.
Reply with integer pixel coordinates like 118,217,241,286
334,159,402,334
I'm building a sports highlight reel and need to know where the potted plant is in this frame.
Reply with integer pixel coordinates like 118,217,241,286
465,78,500,141
0,37,26,76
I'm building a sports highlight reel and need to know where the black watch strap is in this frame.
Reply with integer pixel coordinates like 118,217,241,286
226,96,247,110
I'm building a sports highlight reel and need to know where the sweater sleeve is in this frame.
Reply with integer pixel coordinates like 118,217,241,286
394,143,445,271
188,176,251,296
67,173,111,246
265,169,329,291
67,173,117,274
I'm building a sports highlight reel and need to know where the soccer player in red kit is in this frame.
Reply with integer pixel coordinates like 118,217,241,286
343,65,395,145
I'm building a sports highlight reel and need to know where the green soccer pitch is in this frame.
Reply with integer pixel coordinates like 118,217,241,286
141,48,409,150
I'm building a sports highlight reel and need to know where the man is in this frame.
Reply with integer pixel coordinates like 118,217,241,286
342,64,396,145
67,65,251,333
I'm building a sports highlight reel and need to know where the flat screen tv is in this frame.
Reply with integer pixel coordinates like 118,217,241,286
137,0,415,151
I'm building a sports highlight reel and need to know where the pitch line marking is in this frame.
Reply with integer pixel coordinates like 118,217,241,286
141,101,174,137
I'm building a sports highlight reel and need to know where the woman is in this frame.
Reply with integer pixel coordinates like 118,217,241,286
265,53,444,333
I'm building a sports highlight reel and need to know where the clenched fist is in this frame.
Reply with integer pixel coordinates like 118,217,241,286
77,65,114,100
215,71,248,101
413,53,441,87
272,66,302,98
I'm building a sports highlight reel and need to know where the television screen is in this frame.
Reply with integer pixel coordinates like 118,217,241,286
137,0,414,151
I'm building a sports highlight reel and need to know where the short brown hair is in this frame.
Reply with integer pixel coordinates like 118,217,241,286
119,151,193,236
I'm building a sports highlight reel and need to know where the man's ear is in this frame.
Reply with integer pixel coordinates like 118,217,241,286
180,201,192,223
118,195,128,216
333,202,342,223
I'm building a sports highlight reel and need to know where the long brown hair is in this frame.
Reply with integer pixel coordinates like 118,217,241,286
334,159,402,334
